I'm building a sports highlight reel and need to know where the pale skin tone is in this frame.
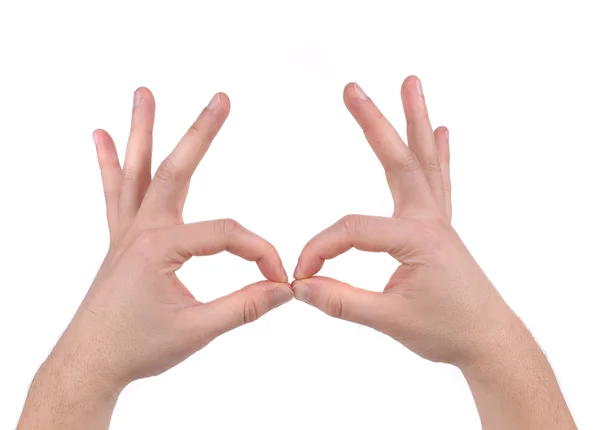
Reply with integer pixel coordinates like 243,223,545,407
18,89,292,430
18,78,576,429
293,77,577,429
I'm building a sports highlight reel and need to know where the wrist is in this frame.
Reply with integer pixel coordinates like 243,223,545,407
459,311,541,381
457,312,576,429
18,349,122,430
39,345,125,401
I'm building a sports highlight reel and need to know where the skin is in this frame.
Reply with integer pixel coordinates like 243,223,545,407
18,78,577,429
292,77,577,429
17,89,293,430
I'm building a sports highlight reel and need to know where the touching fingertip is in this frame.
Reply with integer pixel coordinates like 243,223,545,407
280,264,289,283
293,281,312,303
273,285,293,307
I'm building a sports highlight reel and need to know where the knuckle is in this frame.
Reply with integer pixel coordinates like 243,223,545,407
129,125,152,139
341,214,367,237
395,151,421,172
215,218,240,238
324,290,344,319
154,159,178,184
362,110,385,135
424,156,442,173
187,123,211,146
242,297,260,324
411,219,448,253
213,218,241,249
121,167,137,183
187,121,202,137
382,153,421,175
134,229,164,260
222,218,240,235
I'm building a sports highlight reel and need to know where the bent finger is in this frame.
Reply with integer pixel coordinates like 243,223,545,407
158,219,287,283
294,215,419,279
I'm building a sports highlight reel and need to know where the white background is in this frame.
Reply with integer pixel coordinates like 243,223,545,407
1,1,599,428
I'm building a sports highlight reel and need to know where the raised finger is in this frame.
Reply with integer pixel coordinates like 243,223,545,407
434,126,451,221
343,82,432,212
120,87,155,224
401,76,446,213
93,129,122,239
140,93,230,221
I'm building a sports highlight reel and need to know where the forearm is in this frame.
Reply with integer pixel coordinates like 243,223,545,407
462,318,576,430
18,347,122,430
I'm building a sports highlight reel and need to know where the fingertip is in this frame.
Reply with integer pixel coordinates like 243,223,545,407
280,264,289,283
343,82,356,99
434,126,450,161
343,82,369,107
402,75,420,93
135,86,153,96
292,280,312,303
204,92,231,118
131,88,155,113
293,263,301,280
434,126,449,140
134,86,154,100
92,129,102,146
92,129,114,149
256,255,288,284
216,92,230,108
272,283,294,307
293,256,320,281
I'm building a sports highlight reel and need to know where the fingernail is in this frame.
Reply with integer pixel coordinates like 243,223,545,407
293,264,301,279
415,78,423,96
445,127,449,140
273,286,293,307
354,83,368,100
92,132,100,146
206,93,221,111
280,264,289,282
133,90,141,107
293,282,312,303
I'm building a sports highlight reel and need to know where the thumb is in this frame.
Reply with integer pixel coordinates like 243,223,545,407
292,276,393,330
189,281,293,341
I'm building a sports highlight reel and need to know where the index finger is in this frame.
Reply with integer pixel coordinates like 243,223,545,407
343,83,433,213
155,218,288,283
294,214,419,279
139,93,231,221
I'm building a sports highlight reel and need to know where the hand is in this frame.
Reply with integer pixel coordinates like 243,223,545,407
292,77,576,429
292,76,513,366
18,89,292,430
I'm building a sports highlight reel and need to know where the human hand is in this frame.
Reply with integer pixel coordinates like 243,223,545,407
292,77,577,429
18,89,291,429
292,76,518,368
82,88,291,384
